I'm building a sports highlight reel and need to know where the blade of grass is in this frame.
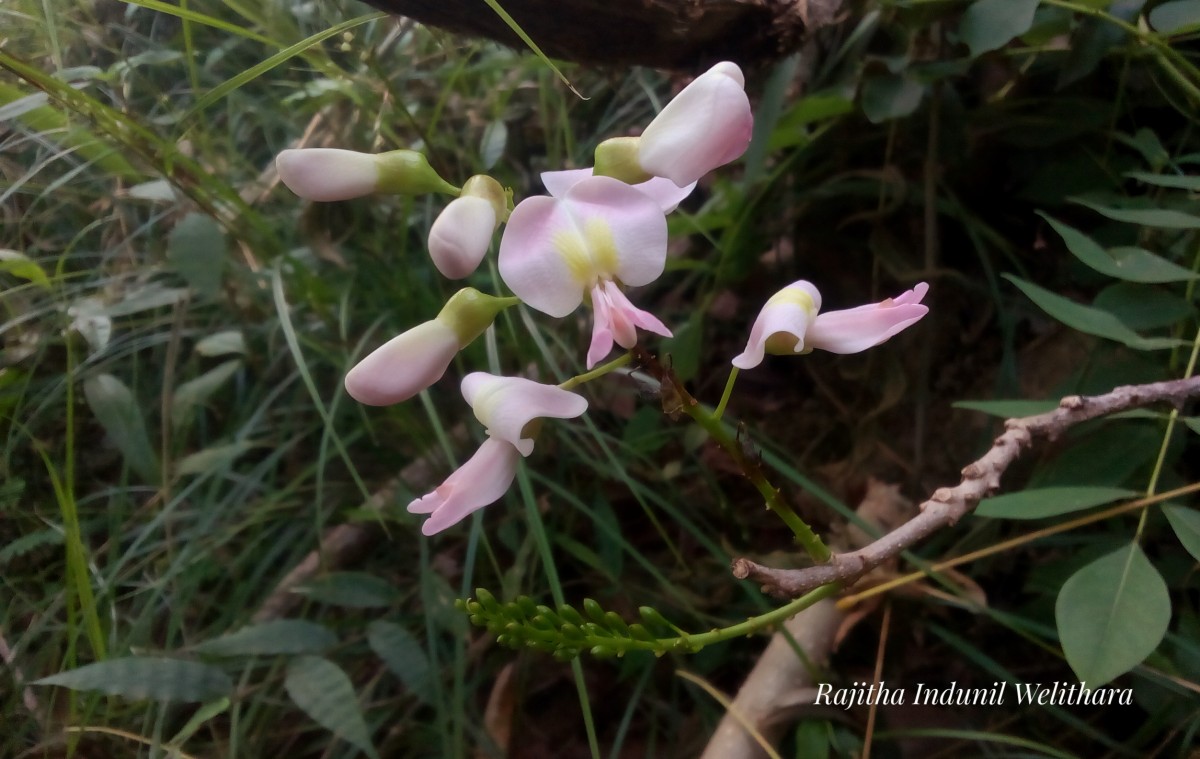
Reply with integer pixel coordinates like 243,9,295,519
516,466,600,759
183,12,386,121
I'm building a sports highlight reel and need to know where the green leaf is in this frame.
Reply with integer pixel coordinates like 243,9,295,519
1070,196,1200,229
285,656,379,759
84,374,160,484
1004,274,1184,350
176,441,256,476
194,330,246,357
167,213,226,299
959,0,1041,57
1148,0,1200,33
1039,214,1197,283
194,620,337,657
367,621,434,704
860,73,925,124
1093,283,1194,330
0,249,51,289
769,92,854,150
1124,170,1200,191
168,697,230,748
296,572,399,608
1185,417,1200,435
171,359,242,428
1056,543,1170,686
0,528,63,565
479,119,508,171
1031,422,1162,488
1163,505,1200,561
34,657,232,702
976,487,1138,519
953,399,1059,417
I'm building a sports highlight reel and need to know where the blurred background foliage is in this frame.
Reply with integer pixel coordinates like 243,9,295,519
2,0,1199,756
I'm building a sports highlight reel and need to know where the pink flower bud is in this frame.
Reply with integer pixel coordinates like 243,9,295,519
276,148,379,202
344,319,459,405
637,62,753,187
428,196,497,279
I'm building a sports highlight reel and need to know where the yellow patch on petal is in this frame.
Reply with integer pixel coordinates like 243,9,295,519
765,286,818,317
551,216,620,288
583,217,620,276
552,226,596,287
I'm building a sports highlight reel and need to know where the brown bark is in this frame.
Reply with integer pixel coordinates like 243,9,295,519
361,0,843,69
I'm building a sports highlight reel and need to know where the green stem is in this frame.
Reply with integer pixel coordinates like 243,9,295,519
687,403,831,562
680,582,841,649
1136,325,1200,540
558,352,632,391
630,345,830,563
713,366,739,421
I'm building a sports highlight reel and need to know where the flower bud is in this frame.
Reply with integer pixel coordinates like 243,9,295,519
344,319,459,405
637,61,753,187
343,288,518,406
427,176,507,279
276,148,458,201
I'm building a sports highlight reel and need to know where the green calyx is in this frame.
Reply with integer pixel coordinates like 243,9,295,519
437,288,520,347
593,136,653,185
374,149,460,196
460,174,510,223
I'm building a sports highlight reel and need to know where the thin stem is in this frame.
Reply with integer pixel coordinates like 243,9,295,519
836,481,1200,609
1136,326,1200,539
558,351,632,391
677,583,841,650
630,345,831,563
713,366,739,421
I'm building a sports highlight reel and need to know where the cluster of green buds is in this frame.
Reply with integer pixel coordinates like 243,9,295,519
457,589,702,661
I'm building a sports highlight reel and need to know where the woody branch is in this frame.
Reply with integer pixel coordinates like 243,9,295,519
732,375,1200,598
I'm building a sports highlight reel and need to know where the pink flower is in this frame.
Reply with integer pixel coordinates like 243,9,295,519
408,373,588,534
540,168,696,214
498,176,672,369
732,281,929,369
461,373,589,456
408,438,520,536
637,62,753,187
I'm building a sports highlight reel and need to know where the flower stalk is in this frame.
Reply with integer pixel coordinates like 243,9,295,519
630,344,831,563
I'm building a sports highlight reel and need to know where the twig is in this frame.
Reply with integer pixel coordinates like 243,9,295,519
732,376,1200,598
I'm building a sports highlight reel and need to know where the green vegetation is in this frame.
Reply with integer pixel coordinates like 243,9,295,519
3,0,1199,756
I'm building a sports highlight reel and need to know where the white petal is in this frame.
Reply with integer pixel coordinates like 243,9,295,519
344,319,458,405
462,372,588,456
498,195,587,317
428,196,496,279
276,148,379,201
561,176,668,287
